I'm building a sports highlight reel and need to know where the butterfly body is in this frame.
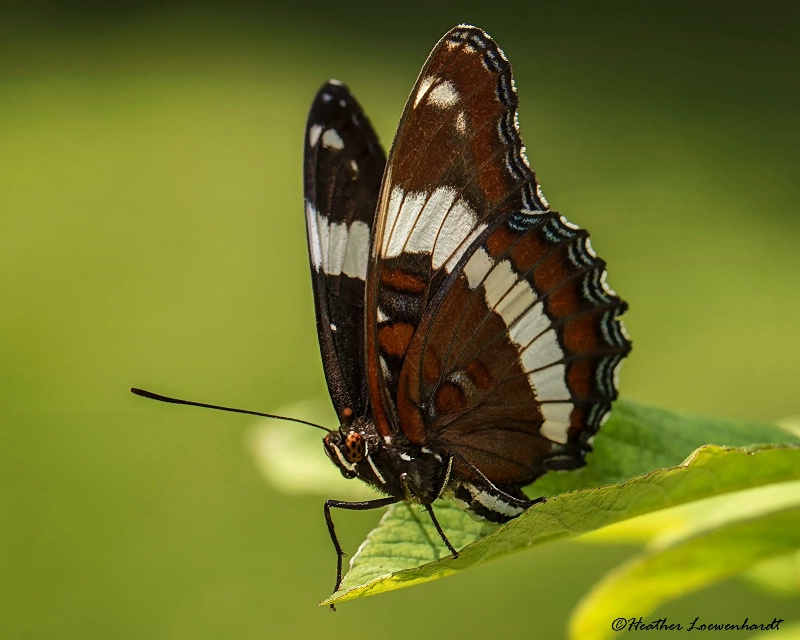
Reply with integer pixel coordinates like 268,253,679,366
324,421,450,505
305,25,631,597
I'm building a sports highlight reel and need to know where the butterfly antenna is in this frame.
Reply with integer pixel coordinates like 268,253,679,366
130,387,333,433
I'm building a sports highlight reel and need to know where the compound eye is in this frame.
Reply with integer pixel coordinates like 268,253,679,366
343,432,365,463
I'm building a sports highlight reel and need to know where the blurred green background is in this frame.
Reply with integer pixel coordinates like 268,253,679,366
2,1,798,638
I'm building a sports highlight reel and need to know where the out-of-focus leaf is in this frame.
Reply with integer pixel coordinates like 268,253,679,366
742,549,800,598
568,505,800,639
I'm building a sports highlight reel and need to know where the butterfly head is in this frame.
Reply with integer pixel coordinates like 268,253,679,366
323,428,367,479
322,407,368,479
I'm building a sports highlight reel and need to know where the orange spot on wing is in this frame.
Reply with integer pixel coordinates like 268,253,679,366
397,366,426,444
509,229,549,272
486,225,517,256
547,278,583,318
466,359,492,390
567,359,593,398
381,267,426,294
562,313,602,354
533,251,568,293
435,382,467,415
478,160,507,202
378,322,415,358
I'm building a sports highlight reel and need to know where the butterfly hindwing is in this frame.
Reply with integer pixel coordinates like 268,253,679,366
365,26,548,436
398,209,631,486
304,81,386,418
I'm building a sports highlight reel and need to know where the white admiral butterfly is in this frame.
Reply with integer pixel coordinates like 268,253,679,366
134,24,631,603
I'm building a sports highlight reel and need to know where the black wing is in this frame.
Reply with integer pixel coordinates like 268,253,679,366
304,81,386,418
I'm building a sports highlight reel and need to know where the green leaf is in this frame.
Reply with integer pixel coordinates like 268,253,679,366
249,398,800,608
576,478,800,545
322,444,800,605
568,490,800,639
530,400,800,496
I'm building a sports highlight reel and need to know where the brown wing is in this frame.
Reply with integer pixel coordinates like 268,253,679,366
397,210,631,485
361,26,633,484
365,26,549,437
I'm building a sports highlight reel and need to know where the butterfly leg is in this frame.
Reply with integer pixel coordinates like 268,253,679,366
323,496,400,608
399,472,459,559
428,453,459,556
422,502,459,557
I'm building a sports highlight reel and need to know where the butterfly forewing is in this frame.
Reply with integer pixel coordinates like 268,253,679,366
366,26,549,436
304,81,386,418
